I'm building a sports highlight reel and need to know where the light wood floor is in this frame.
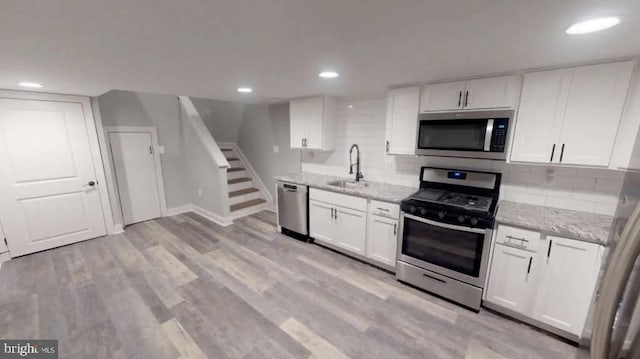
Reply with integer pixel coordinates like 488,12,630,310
0,211,577,358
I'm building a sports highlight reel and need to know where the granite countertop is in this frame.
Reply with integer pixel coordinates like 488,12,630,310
496,201,613,245
275,173,418,204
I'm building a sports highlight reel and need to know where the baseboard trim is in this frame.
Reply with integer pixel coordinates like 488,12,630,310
191,205,233,227
166,205,193,216
0,251,11,264
111,224,124,234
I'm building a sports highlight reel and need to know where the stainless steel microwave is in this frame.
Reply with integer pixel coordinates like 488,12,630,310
415,110,514,160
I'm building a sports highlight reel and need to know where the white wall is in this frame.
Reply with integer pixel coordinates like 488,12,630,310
191,97,246,143
237,103,301,198
301,97,623,215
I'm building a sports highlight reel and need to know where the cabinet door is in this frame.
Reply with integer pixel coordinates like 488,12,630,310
485,244,537,314
510,69,572,163
366,215,398,267
334,206,367,255
309,200,335,244
559,61,634,167
610,72,640,170
289,98,309,149
304,97,325,150
464,75,519,109
531,236,603,336
420,81,466,112
385,87,420,155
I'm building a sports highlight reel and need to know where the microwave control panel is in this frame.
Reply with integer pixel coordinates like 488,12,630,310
490,118,509,152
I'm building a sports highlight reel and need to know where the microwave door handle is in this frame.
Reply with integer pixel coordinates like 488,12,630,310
403,213,486,234
484,119,494,152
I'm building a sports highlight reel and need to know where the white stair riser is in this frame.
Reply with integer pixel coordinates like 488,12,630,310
228,180,254,192
227,159,241,168
229,203,268,218
227,170,249,180
229,191,262,205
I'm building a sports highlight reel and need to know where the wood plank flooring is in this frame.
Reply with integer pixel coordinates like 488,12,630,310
0,211,578,358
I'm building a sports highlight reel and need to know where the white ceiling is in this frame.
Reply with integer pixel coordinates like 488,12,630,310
1,0,639,101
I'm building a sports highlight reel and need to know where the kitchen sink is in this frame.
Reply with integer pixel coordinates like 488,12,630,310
327,180,369,188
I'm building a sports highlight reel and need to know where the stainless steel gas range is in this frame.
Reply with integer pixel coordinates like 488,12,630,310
396,167,501,311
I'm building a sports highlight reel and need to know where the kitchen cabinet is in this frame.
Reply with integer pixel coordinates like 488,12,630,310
485,244,537,315
309,189,367,256
510,61,635,167
420,75,519,112
385,87,420,155
290,96,336,150
610,71,640,170
309,200,336,244
485,224,604,339
366,200,400,268
531,236,603,336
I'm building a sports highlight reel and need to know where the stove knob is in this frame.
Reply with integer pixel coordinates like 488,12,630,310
409,206,417,214
470,217,479,226
458,215,466,223
438,211,446,219
419,208,428,216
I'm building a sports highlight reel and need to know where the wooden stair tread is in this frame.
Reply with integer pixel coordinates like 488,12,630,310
226,157,240,161
228,167,245,172
231,198,266,212
229,188,259,197
221,148,233,152
228,177,251,184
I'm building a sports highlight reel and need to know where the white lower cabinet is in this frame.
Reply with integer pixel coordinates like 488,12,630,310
366,214,398,267
485,244,536,314
531,236,603,336
309,189,399,269
485,225,604,339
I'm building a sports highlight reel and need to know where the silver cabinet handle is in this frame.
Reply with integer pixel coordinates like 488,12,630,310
464,90,469,107
559,144,565,162
393,223,397,236
547,240,552,258
527,257,532,274
377,207,389,212
506,235,529,243
458,91,462,108
550,144,556,162
386,140,389,153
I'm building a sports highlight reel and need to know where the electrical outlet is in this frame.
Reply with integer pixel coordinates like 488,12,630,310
158,146,165,154
197,189,203,197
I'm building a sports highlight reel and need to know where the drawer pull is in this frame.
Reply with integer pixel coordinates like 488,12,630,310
506,235,529,243
423,273,446,284
376,207,390,212
527,257,532,274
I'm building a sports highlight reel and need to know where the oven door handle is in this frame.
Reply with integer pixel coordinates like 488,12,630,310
483,119,494,152
403,213,487,234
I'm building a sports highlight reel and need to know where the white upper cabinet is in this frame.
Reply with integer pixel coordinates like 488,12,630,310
420,81,466,112
464,75,522,110
510,69,572,163
560,62,635,166
290,96,336,150
420,75,519,112
510,61,635,167
611,70,640,170
385,87,420,155
531,236,603,336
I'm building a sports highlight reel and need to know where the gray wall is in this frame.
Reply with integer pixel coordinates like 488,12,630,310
97,90,192,221
237,103,301,198
191,97,245,143
180,105,227,216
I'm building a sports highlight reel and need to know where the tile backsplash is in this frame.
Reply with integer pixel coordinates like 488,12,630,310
301,97,623,216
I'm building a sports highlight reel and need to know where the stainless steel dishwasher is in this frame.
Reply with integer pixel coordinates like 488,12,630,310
276,181,309,240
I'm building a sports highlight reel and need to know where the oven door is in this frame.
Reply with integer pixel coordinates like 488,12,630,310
397,212,492,288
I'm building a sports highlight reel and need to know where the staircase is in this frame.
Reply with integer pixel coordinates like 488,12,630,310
221,146,269,216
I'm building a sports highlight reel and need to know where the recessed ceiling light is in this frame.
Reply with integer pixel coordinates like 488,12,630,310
18,82,43,88
237,87,253,93
318,71,339,79
347,105,354,109
566,17,620,34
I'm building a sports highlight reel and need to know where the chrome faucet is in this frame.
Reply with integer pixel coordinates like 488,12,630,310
349,144,364,182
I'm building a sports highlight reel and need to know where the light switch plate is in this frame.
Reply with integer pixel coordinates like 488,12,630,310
158,146,166,154
273,145,279,153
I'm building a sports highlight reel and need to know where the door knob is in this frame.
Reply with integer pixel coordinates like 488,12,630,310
88,181,96,186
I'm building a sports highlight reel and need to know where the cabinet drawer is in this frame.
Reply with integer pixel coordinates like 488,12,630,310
309,188,367,212
495,225,542,252
368,200,400,219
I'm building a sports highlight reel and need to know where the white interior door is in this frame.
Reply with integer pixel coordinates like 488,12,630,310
0,98,107,257
109,131,162,225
